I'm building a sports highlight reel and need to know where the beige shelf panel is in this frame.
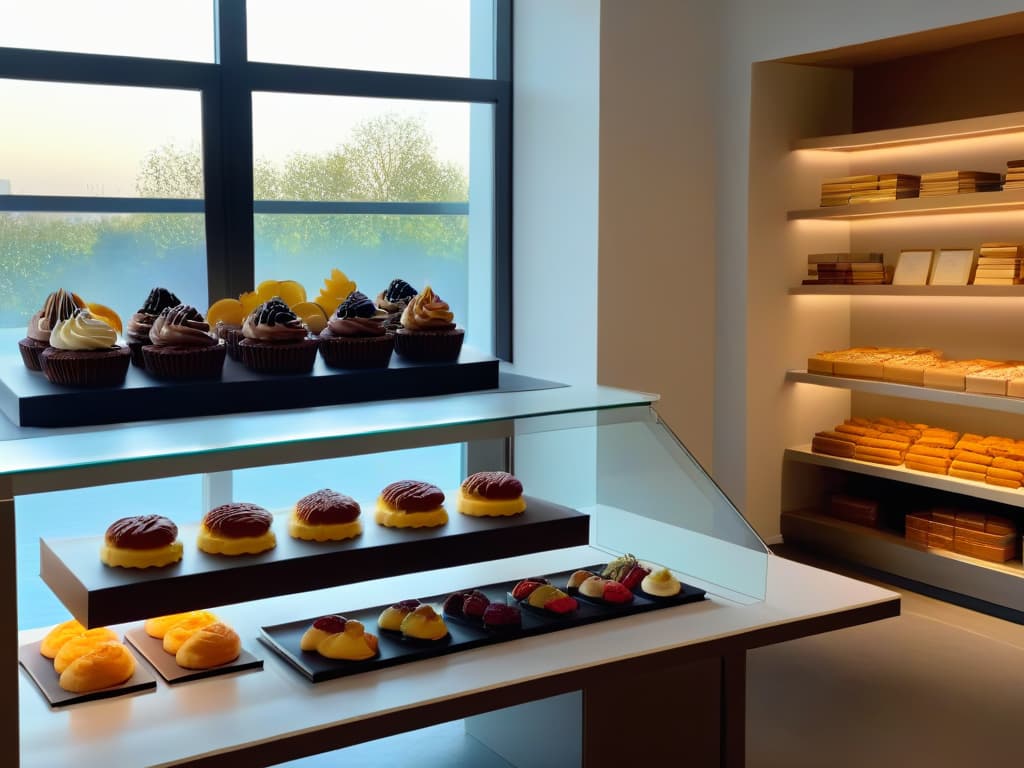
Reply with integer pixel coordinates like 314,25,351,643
790,285,1024,296
792,110,1024,151
785,444,1024,509
787,188,1024,221
786,370,1024,415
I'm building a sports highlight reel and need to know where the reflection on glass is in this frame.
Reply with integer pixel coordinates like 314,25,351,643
0,80,203,198
0,213,207,328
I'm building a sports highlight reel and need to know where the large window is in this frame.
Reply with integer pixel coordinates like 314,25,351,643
0,0,511,357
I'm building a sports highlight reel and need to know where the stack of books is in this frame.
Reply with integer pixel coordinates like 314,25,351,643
919,170,1002,196
819,174,920,206
1002,159,1024,191
973,242,1024,285
803,252,887,285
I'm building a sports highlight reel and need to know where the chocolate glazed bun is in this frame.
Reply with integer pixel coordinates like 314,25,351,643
295,489,360,524
380,480,445,511
461,471,523,499
203,503,272,537
105,515,178,549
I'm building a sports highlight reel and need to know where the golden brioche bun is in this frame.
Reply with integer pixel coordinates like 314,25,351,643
59,642,135,693
162,611,218,654
53,628,120,674
40,619,87,659
175,622,240,669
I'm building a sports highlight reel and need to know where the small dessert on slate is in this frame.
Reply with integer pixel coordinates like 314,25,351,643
377,599,421,632
301,615,345,651
601,554,640,583
54,632,122,674
578,576,634,604
40,309,131,387
237,297,319,374
162,611,219,654
100,514,183,569
318,290,394,369
125,287,182,366
443,590,490,620
197,502,276,555
175,622,241,669
511,577,549,602
302,616,379,661
59,641,136,693
399,604,449,641
375,480,448,528
620,563,651,591
482,603,521,630
141,304,226,380
640,567,682,597
456,471,526,517
19,288,86,370
144,610,209,640
578,576,607,599
289,489,363,542
512,579,577,614
40,622,117,660
375,278,418,331
566,570,595,590
394,285,465,362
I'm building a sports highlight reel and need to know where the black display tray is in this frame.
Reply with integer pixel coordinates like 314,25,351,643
124,628,263,684
259,565,707,683
19,639,156,708
0,328,498,428
41,496,589,627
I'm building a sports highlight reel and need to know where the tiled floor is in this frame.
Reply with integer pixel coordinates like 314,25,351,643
747,546,1024,767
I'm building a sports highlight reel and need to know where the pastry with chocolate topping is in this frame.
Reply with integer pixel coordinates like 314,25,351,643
100,514,184,568
19,288,87,370
375,278,418,330
289,488,363,542
141,304,226,380
40,309,131,387
125,287,182,366
238,297,319,374
375,480,448,528
318,291,394,369
456,470,526,517
197,502,276,555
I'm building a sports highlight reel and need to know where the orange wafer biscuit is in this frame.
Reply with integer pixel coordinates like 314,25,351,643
812,436,855,459
951,460,989,475
993,456,1024,472
906,461,949,475
987,467,1023,481
907,445,953,459
906,454,949,469
949,468,986,482
985,476,1021,489
954,451,993,466
860,436,911,451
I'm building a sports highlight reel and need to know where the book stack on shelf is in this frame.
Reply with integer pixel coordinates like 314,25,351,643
973,243,1024,285
803,252,887,285
819,174,920,206
919,170,1002,196
1002,159,1024,190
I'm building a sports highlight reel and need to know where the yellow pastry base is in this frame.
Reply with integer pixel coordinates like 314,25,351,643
399,616,448,641
316,633,378,661
100,541,183,568
374,499,448,528
196,525,276,555
377,607,413,632
288,515,363,542
455,490,526,517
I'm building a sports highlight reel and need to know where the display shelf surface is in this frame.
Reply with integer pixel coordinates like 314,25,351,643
785,444,1024,509
787,188,1024,220
40,496,589,627
792,109,1024,151
0,381,655,494
786,369,1024,415
790,285,1024,296
19,543,898,768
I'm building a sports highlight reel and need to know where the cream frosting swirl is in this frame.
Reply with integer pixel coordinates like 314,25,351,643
327,291,388,337
399,286,455,331
27,289,82,342
242,298,310,342
148,305,217,347
127,288,181,343
49,310,118,350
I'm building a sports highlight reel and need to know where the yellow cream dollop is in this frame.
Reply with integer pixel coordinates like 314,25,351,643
399,286,455,330
49,310,118,350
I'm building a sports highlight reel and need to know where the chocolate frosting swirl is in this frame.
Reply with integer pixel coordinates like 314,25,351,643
242,297,309,342
149,304,217,347
380,480,445,511
335,291,377,319
461,471,523,500
295,489,361,524
28,289,83,342
105,514,178,549
384,279,417,303
253,298,298,326
203,502,272,537
140,287,182,316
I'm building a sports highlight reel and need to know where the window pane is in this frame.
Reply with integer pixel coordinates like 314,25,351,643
0,80,204,198
0,213,207,329
0,0,214,62
247,0,492,78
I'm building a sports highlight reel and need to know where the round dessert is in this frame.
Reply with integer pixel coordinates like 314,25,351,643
566,570,596,590
318,291,394,369
482,603,521,630
510,577,549,602
141,304,226,379
125,287,182,366
375,278,418,331
375,480,448,529
601,554,640,583
53,629,122,674
162,611,219,654
578,576,607,599
59,641,135,693
316,619,379,661
393,286,465,362
40,622,116,660
19,288,85,370
399,605,448,641
289,489,363,542
377,599,420,632
237,297,319,374
443,590,489,620
197,502,276,555
40,309,131,387
100,514,183,569
640,567,682,598
514,581,577,614
456,471,526,517
301,615,347,651
175,622,241,669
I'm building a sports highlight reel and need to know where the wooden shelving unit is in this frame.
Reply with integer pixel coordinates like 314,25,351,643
789,285,1024,296
787,188,1024,221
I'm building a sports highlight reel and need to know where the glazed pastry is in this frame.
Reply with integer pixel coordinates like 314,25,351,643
375,480,448,528
144,611,202,640
53,629,121,674
100,514,183,568
641,568,682,597
601,581,635,604
456,471,526,517
40,309,131,387
141,304,225,380
289,489,363,542
19,288,86,370
42,623,116,661
318,291,394,369
443,590,489,619
58,641,135,693
316,619,379,661
524,584,577,615
620,563,651,591
578,576,607,599
566,570,596,590
482,603,521,630
601,554,639,583
511,578,549,602
125,287,182,365
175,622,241,669
375,278,418,330
394,285,465,362
197,502,276,555
162,611,219,654
237,297,319,374
377,599,420,632
399,605,448,641
301,615,347,651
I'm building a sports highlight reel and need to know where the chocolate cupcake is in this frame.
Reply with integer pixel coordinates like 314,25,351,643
39,309,131,387
125,287,181,366
141,304,226,380
393,286,465,363
375,278,418,331
318,291,394,369
19,289,86,370
237,297,319,374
